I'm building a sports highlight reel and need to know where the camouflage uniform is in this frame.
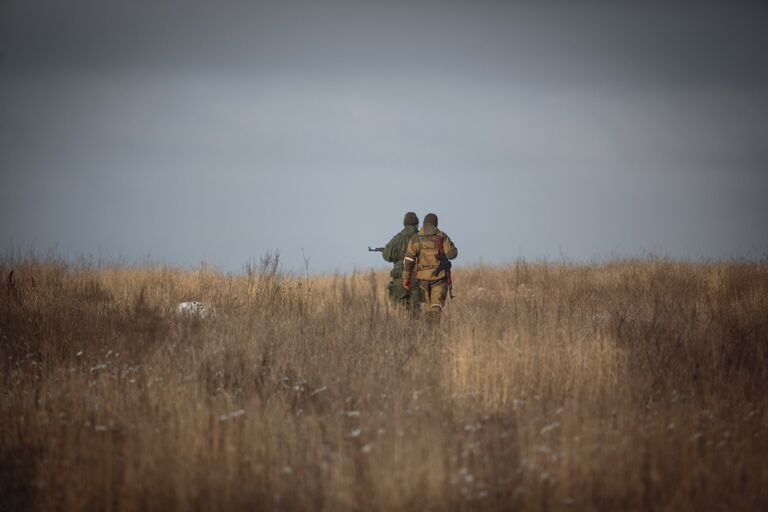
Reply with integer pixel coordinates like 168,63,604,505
382,215,423,310
402,215,457,315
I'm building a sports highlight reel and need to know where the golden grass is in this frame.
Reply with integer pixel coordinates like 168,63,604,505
1,255,767,511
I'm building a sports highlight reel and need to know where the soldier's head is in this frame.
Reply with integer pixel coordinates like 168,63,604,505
403,211,419,226
424,213,438,227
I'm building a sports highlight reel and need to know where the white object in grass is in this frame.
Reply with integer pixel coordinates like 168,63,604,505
177,301,211,317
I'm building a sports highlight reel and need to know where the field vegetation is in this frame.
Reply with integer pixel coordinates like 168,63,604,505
1,254,767,511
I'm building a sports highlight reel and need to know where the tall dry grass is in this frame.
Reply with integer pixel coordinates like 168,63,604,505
1,254,767,511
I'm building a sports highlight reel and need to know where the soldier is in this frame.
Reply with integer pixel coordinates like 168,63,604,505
402,213,457,318
382,212,423,311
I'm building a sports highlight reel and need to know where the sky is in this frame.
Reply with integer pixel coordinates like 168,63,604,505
1,0,767,273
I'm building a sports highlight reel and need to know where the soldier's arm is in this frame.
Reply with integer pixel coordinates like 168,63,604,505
382,235,399,262
402,237,418,283
443,234,458,260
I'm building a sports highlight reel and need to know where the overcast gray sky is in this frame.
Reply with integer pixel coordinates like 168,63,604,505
2,0,767,272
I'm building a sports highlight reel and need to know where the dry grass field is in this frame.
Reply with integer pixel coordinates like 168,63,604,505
1,254,767,511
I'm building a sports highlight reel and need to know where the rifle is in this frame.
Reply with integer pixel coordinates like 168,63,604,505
432,237,454,299
368,246,384,252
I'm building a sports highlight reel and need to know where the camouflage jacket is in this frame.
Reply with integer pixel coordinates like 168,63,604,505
382,225,419,279
403,224,458,282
